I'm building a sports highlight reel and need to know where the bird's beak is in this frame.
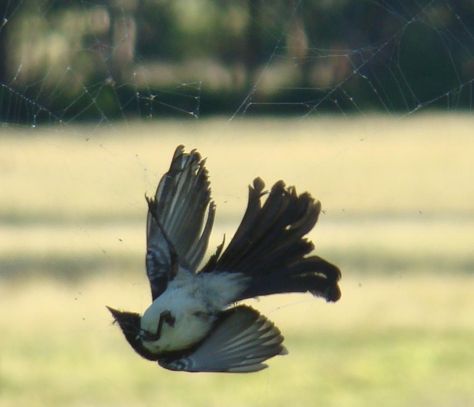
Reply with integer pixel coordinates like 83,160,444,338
106,305,141,335
106,305,121,323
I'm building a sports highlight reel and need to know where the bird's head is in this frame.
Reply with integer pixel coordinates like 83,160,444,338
106,306,160,361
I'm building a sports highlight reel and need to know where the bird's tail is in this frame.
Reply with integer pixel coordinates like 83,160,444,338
200,178,341,302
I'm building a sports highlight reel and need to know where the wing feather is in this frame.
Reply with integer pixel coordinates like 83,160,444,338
158,305,286,373
146,146,215,299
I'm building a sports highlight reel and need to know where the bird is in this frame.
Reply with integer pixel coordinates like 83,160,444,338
107,145,341,373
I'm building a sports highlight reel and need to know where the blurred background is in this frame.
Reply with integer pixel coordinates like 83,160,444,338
1,1,473,406
1,0,473,121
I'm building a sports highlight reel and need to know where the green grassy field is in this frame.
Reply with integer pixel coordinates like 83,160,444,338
1,115,474,406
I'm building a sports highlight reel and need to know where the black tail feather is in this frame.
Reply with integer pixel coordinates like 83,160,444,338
238,256,341,302
201,178,341,302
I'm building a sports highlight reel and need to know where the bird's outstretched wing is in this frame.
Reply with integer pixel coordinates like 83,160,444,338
158,305,286,373
146,145,215,299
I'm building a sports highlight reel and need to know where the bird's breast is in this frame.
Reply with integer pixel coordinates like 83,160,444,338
140,275,216,353
143,311,214,353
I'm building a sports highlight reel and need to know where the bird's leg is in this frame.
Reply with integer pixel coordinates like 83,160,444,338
141,310,176,342
164,311,176,327
156,310,175,338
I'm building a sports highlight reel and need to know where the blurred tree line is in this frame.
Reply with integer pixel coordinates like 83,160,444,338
0,0,473,122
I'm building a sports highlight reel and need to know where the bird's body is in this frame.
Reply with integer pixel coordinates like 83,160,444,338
108,145,342,373
140,270,247,353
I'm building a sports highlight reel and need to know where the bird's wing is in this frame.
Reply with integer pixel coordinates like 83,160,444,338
146,145,215,300
158,305,287,373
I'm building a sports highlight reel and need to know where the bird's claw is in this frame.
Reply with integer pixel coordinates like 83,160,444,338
161,310,175,327
153,310,175,340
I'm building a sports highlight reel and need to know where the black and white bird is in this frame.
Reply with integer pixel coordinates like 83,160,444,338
108,145,341,373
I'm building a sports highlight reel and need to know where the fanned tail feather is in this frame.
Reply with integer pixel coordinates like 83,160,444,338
202,178,341,302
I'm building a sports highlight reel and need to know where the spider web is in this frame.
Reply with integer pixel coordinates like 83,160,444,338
231,0,474,118
0,0,472,127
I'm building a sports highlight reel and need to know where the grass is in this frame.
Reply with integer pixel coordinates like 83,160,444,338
1,114,474,279
1,114,474,219
1,114,474,406
1,275,473,407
